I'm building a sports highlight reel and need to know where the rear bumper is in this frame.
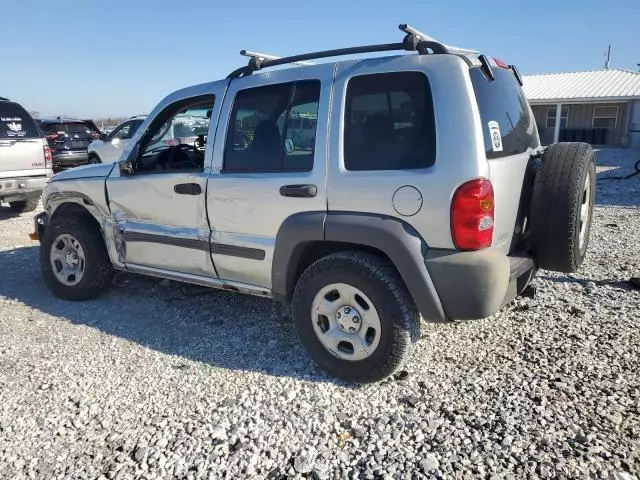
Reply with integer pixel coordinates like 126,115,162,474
52,151,89,168
0,176,48,202
425,248,536,321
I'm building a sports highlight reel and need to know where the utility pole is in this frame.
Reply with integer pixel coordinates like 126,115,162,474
604,44,611,69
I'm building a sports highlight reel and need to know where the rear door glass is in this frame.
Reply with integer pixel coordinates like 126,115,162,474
470,67,540,159
0,103,40,139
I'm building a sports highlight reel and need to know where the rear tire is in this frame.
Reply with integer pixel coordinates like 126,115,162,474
530,142,596,273
88,154,101,164
292,251,419,383
9,199,39,213
40,217,114,300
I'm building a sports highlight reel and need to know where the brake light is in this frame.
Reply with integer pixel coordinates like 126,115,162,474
43,141,52,169
492,57,509,69
451,179,494,250
90,131,99,139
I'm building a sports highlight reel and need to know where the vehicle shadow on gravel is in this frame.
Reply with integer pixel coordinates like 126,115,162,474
0,206,21,219
0,246,341,384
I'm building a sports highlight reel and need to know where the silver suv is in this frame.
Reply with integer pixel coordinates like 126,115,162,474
0,98,53,212
32,26,596,382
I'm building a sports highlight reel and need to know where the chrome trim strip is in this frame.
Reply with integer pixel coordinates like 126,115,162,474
124,263,272,298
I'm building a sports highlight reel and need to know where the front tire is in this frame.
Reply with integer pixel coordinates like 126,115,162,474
40,217,114,300
292,251,419,383
88,154,101,164
9,199,39,213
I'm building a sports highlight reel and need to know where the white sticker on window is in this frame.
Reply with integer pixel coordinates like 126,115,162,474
488,121,503,152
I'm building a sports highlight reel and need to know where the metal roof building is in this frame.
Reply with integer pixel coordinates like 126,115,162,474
522,69,640,147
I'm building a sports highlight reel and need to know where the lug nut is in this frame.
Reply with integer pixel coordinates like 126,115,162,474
345,307,351,314
336,312,341,319
353,316,360,323
349,327,356,332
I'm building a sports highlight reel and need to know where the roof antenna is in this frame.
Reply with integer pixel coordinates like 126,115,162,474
604,44,611,69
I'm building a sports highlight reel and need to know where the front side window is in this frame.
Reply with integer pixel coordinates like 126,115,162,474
344,72,436,171
593,106,618,128
224,80,320,173
546,106,569,128
133,95,214,173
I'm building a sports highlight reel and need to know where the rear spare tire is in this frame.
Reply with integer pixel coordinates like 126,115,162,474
530,142,596,273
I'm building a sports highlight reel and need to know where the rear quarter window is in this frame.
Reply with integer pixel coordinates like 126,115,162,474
0,102,40,139
470,67,540,159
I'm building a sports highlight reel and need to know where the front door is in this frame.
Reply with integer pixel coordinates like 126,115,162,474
206,65,333,289
106,88,224,277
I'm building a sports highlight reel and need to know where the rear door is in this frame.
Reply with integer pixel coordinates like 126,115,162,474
469,66,541,253
0,102,46,178
207,65,332,289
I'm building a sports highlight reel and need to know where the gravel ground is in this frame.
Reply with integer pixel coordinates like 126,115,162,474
0,148,639,480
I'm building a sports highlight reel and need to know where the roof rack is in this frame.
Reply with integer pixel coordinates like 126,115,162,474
241,50,315,67
228,23,470,78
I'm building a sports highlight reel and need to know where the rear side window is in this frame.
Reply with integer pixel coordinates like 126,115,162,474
470,67,540,159
0,102,40,139
344,72,435,171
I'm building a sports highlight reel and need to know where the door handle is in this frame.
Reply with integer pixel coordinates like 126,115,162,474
174,183,202,195
279,184,317,198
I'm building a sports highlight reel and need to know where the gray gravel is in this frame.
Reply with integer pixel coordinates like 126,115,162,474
1,147,639,480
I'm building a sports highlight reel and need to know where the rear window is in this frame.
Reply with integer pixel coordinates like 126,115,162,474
470,67,539,159
0,102,40,139
344,72,436,171
40,122,93,137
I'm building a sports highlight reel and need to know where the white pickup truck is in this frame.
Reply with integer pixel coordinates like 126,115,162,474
0,98,53,212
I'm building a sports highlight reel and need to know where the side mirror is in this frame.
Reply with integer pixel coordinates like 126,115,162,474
99,133,107,141
119,143,139,176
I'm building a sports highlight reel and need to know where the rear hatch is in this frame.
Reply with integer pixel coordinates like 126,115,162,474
40,121,95,154
469,63,541,254
0,101,48,178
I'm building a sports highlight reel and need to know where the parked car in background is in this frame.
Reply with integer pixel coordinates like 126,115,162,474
36,118,99,170
0,97,53,212
82,119,101,136
87,116,146,164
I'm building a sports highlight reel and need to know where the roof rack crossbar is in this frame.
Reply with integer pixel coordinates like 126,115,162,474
240,50,315,66
227,23,471,78
399,23,479,55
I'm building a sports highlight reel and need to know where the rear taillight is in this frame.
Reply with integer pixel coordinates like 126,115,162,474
43,142,52,169
451,178,495,250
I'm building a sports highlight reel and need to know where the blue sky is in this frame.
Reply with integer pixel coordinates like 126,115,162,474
2,0,638,118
